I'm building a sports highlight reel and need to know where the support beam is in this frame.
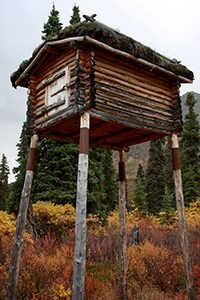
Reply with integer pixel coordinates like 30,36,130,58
7,134,38,300
72,112,90,300
171,134,196,300
118,150,128,300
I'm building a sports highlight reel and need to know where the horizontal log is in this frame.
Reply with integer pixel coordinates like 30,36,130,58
35,99,66,117
95,102,174,132
95,63,171,99
34,50,75,78
94,51,172,89
95,83,173,113
94,71,171,104
95,92,172,120
35,104,84,128
90,109,173,134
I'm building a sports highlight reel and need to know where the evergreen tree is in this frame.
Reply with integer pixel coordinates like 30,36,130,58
181,92,200,204
0,154,10,210
7,122,30,213
132,164,148,214
163,137,176,210
87,149,117,219
41,2,63,41
69,4,81,25
145,138,165,215
32,140,78,205
102,150,118,213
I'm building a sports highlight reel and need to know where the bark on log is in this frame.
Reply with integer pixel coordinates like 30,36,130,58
171,134,196,300
118,150,128,300
72,112,90,300
7,134,38,300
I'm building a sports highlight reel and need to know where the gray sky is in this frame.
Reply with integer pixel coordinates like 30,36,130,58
0,0,200,182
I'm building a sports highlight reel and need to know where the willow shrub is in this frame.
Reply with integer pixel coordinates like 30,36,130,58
32,201,75,239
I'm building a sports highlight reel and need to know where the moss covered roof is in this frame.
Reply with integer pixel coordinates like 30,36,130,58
11,19,194,87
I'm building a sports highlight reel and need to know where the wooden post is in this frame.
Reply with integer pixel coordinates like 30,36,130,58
72,112,90,300
118,150,128,300
7,134,38,300
171,134,196,300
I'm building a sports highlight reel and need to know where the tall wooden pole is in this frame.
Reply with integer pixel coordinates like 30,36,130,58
118,150,128,300
7,134,38,300
171,134,196,300
72,112,90,300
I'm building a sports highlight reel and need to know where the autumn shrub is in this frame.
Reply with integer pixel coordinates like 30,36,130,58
127,241,185,295
32,201,75,239
0,211,17,299
17,233,73,299
86,262,120,299
0,210,32,299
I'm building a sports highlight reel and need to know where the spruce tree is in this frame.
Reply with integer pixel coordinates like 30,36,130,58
41,2,63,41
7,122,30,213
69,4,81,25
145,138,165,215
181,92,200,205
0,154,10,211
132,164,147,214
163,137,176,210
87,149,117,218
32,140,78,205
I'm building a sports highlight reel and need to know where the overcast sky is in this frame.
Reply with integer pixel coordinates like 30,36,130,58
0,0,200,182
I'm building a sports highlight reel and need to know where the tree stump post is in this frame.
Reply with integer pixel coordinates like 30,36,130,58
72,112,90,300
7,134,38,300
171,133,196,299
118,150,128,300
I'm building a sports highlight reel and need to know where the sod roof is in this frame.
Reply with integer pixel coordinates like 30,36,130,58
11,18,194,87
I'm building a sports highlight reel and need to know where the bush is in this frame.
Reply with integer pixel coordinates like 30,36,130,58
17,234,73,299
32,201,75,239
127,241,185,295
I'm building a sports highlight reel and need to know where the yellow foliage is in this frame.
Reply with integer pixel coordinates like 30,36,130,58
32,201,75,237
51,285,72,300
108,209,138,229
186,198,200,228
0,210,16,235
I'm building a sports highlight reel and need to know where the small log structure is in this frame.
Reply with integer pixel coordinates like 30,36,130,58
10,16,195,299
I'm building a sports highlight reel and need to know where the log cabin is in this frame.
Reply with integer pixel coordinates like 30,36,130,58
11,17,193,151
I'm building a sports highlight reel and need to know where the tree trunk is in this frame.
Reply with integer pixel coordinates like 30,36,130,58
72,112,90,300
118,150,128,300
171,133,196,300
7,134,38,300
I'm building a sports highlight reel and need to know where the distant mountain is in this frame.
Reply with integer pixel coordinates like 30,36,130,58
113,92,200,198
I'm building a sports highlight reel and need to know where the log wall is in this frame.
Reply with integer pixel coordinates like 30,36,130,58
93,49,182,135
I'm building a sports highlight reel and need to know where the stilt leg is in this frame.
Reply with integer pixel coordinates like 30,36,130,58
118,150,128,300
72,112,90,300
7,134,38,300
171,134,196,300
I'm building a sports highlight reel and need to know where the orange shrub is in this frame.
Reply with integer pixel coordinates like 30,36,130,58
127,241,185,295
17,234,73,299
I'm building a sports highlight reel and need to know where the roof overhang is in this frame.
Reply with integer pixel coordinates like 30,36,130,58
13,36,193,88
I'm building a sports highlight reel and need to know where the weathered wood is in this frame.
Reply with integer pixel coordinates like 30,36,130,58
171,134,196,300
72,112,90,300
118,150,128,300
95,67,172,102
7,134,38,300
36,69,66,91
